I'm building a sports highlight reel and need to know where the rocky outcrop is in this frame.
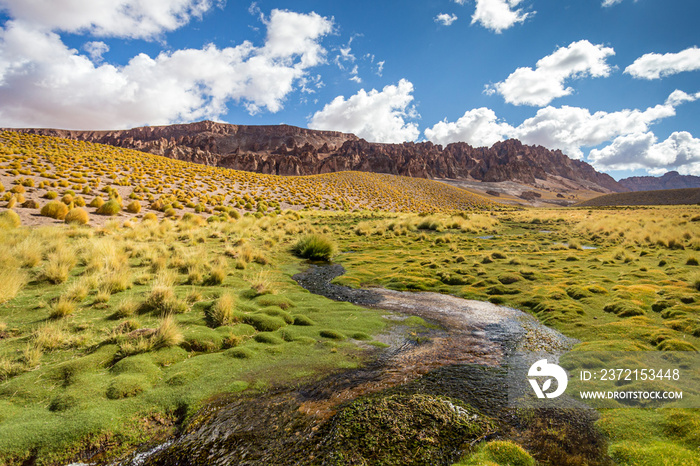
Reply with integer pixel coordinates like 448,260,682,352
619,171,700,192
6,120,626,193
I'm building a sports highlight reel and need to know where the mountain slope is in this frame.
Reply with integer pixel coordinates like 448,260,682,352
0,131,495,228
619,171,700,192
6,121,626,194
576,187,700,207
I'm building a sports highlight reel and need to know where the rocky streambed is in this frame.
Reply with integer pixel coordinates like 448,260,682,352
120,263,607,466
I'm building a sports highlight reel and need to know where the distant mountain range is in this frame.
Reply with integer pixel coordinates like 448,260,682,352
11,121,698,196
618,171,700,192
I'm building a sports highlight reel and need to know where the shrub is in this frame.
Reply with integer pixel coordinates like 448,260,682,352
61,194,73,205
0,268,28,304
142,212,158,222
89,197,105,208
152,315,183,349
0,209,21,228
64,207,89,225
49,297,76,319
41,201,69,220
126,201,141,214
207,293,237,327
97,199,121,216
291,234,337,261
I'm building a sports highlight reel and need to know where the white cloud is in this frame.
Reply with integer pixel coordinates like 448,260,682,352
0,0,222,40
487,40,615,106
83,41,109,62
601,0,624,6
511,102,676,158
625,46,700,80
424,108,513,147
0,9,335,128
435,13,458,26
589,131,700,175
471,0,532,33
308,79,420,143
424,89,695,163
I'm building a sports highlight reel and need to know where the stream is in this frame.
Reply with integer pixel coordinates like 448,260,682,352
115,263,602,466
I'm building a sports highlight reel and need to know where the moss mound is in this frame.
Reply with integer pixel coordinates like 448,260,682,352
321,394,493,465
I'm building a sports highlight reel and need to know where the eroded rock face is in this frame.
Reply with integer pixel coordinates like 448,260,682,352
8,120,626,193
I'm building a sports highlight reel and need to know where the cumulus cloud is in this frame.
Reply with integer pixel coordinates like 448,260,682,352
308,79,420,143
435,13,458,26
424,89,695,163
589,131,700,175
0,0,222,40
424,108,513,147
625,46,700,80
511,101,677,158
471,0,532,33
486,40,615,106
83,41,109,62
0,9,334,128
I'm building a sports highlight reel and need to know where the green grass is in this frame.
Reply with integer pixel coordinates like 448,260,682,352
0,160,699,466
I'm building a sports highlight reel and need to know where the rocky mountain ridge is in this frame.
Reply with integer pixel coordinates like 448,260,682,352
618,171,700,192
7,120,625,193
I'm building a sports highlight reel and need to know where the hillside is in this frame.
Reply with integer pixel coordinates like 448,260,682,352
0,131,495,227
6,121,625,196
576,187,700,207
619,171,700,191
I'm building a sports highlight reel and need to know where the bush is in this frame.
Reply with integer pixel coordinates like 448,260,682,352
152,315,183,349
291,234,337,261
0,209,21,228
126,201,141,214
89,197,105,208
41,201,69,220
207,293,237,327
64,207,89,225
97,199,121,216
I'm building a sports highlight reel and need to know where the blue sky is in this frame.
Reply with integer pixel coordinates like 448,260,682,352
0,0,699,179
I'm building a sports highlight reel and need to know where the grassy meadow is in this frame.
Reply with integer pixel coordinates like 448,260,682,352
0,132,699,465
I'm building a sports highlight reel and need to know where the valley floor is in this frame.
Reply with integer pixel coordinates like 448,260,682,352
0,206,699,465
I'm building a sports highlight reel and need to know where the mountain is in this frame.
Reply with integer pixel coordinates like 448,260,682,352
576,188,700,207
6,120,626,194
618,171,700,192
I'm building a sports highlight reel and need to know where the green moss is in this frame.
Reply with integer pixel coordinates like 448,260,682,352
319,329,346,340
242,313,286,332
253,332,284,345
322,394,493,465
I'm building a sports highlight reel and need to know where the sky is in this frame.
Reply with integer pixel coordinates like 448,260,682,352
0,1,699,179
